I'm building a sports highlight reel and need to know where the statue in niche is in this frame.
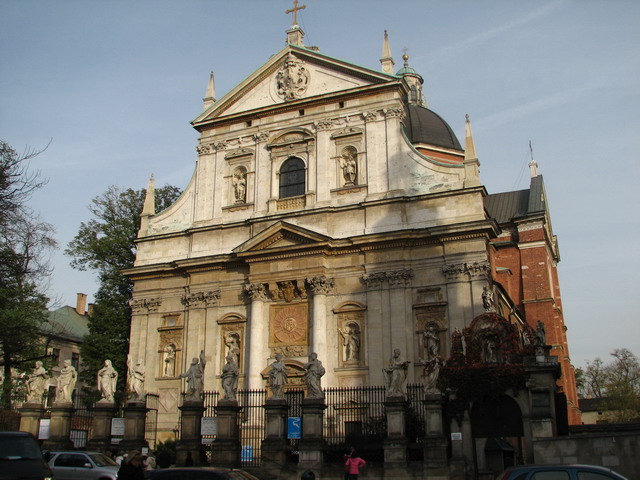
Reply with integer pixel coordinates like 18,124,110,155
225,332,241,366
26,361,48,403
382,348,410,397
163,343,176,377
483,337,497,363
535,320,546,346
268,354,287,400
451,328,464,356
232,169,247,204
55,359,77,403
482,285,495,312
221,354,239,402
423,324,440,361
304,352,325,399
97,359,118,402
127,355,146,401
340,148,357,186
338,323,360,363
181,350,206,402
423,357,442,394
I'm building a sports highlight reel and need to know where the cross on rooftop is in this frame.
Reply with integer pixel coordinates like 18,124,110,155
285,0,306,26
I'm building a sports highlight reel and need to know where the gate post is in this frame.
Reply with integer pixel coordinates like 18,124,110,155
87,401,116,452
423,392,448,474
42,401,75,450
176,400,205,466
383,396,408,467
119,400,149,452
298,397,326,470
261,398,288,467
19,401,44,438
210,399,241,467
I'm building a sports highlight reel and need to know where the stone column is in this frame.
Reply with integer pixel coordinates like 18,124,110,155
383,396,408,468
261,399,288,467
307,276,334,371
423,393,448,475
86,401,117,452
314,120,333,203
245,283,268,390
298,397,327,470
42,401,74,451
176,400,205,466
210,399,241,467
118,400,149,452
19,402,44,438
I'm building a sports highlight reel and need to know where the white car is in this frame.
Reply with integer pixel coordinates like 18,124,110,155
47,451,119,480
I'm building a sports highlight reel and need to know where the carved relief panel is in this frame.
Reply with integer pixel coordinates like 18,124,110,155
269,302,309,358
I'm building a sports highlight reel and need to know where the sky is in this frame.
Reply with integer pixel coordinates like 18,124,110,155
1,0,638,368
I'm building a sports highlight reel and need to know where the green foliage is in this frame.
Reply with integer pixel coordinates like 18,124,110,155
0,141,55,407
66,185,181,392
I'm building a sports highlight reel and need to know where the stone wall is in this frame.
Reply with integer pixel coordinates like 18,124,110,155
533,429,640,479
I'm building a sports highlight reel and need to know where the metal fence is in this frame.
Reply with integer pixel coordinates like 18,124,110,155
145,393,160,450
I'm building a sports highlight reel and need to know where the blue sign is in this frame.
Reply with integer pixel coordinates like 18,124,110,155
241,445,253,463
288,416,301,439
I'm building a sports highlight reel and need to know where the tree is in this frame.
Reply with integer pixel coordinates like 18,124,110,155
0,141,55,407
66,184,181,394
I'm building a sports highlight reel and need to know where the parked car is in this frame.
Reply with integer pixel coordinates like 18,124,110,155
497,464,629,480
0,431,53,480
47,450,119,480
146,468,260,480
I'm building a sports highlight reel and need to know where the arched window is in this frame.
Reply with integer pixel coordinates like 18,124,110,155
279,157,305,198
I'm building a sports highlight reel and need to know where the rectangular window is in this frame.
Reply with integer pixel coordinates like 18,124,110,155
72,352,80,370
50,348,60,364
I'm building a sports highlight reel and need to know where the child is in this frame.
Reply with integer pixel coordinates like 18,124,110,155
344,449,366,479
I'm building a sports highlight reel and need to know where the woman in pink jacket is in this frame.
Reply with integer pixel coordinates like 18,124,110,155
344,449,366,479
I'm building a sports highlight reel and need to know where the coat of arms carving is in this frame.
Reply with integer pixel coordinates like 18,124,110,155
276,54,310,101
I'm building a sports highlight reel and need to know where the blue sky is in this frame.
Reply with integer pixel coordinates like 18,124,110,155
1,0,638,367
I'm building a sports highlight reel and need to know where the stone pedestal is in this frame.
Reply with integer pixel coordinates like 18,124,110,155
42,401,74,451
86,401,116,452
210,399,241,467
423,393,448,474
261,399,288,467
298,397,327,470
118,400,148,452
19,402,44,438
176,400,205,466
383,396,408,467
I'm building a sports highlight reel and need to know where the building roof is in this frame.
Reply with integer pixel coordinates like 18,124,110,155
403,104,462,151
579,397,608,412
45,306,89,342
484,175,546,224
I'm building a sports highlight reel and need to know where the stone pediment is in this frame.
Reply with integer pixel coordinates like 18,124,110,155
193,45,398,127
233,221,332,255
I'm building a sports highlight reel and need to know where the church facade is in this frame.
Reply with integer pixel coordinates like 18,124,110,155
124,22,580,448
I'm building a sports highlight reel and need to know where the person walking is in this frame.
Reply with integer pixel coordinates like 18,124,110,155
117,451,145,480
344,449,366,479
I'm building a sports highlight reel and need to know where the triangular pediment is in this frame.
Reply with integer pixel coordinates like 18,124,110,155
193,45,398,126
233,221,333,255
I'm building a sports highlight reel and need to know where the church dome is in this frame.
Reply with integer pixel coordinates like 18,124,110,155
403,104,462,151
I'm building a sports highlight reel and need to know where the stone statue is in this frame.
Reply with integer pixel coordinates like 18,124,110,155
26,361,48,403
303,352,325,399
163,343,176,377
535,320,546,346
423,357,442,394
341,149,357,186
338,323,360,363
268,354,287,400
127,355,146,401
225,332,241,366
181,350,206,401
423,324,440,361
382,348,410,397
451,328,464,356
232,169,247,203
221,354,239,402
97,359,118,402
482,285,495,311
55,359,77,403
484,338,497,363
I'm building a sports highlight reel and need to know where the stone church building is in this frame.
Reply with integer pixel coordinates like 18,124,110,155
124,19,580,454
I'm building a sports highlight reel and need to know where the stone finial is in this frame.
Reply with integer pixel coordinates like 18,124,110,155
203,71,216,110
380,30,395,74
463,114,481,187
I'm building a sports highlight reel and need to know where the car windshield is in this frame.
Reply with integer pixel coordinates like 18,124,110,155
89,453,117,466
0,436,42,460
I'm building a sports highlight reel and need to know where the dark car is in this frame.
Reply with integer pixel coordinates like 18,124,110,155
0,431,54,480
497,464,628,480
146,468,260,480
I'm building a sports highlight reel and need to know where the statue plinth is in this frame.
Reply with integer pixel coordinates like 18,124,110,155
211,400,241,467
42,402,75,451
87,401,117,452
176,400,205,466
118,400,148,452
261,399,289,467
298,397,327,470
19,402,45,437
383,396,408,467
423,394,447,470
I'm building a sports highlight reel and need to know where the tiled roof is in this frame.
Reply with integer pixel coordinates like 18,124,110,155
45,306,89,342
485,175,547,224
403,104,462,151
